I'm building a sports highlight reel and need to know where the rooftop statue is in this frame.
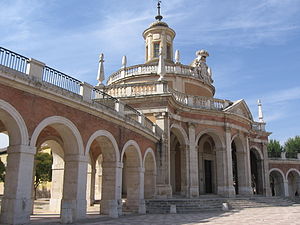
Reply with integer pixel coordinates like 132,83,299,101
191,50,213,83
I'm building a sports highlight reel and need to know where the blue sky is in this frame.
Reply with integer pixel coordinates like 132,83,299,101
0,0,300,147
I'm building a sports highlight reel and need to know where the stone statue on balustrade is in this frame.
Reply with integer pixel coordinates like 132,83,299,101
190,50,213,83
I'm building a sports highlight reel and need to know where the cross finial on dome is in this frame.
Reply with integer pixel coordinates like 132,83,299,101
155,1,163,21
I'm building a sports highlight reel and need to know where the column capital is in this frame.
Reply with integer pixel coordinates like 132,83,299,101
64,154,88,162
7,145,36,155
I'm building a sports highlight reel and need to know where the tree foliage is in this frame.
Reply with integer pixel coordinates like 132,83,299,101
0,159,5,182
284,136,300,153
34,152,53,199
267,139,282,153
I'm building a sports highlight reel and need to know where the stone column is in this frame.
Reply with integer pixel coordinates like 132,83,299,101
49,161,64,213
116,162,123,216
238,137,252,195
125,166,144,213
60,155,88,223
86,163,95,207
180,145,188,196
198,148,205,195
262,142,271,196
0,145,36,225
187,123,199,197
154,112,172,198
170,150,176,194
217,128,235,197
101,161,119,216
284,180,289,197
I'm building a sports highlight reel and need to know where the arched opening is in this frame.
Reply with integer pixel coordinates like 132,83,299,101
287,170,300,197
0,132,8,196
250,148,264,195
144,149,156,199
86,133,118,215
231,137,251,195
30,117,86,223
33,139,64,215
269,170,285,196
121,141,142,212
170,126,188,196
0,100,32,225
198,134,217,194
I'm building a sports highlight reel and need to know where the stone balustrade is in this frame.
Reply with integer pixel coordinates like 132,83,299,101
107,63,213,85
252,122,266,132
104,82,230,111
104,82,167,97
168,88,231,111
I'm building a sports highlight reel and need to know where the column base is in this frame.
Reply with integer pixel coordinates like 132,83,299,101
155,184,172,198
217,186,236,197
60,199,86,223
138,199,146,214
187,186,199,198
239,186,253,196
0,197,32,225
49,198,61,213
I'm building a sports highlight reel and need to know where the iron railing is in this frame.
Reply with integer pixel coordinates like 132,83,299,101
124,104,142,122
286,152,298,159
92,88,119,110
268,151,281,158
0,47,28,73
42,66,81,94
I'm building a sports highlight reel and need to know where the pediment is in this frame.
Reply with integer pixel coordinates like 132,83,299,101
224,99,253,121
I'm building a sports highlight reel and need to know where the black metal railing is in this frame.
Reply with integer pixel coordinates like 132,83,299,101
268,151,281,158
286,152,298,159
0,47,28,73
42,66,81,94
124,104,142,122
92,88,119,110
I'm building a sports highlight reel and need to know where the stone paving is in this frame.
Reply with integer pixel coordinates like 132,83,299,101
30,204,300,225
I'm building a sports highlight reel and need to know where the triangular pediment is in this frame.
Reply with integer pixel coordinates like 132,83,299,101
224,99,253,121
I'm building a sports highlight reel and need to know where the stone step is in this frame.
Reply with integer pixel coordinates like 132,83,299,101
146,196,297,214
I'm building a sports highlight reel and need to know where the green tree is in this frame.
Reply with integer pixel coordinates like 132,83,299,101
34,152,53,199
0,159,5,182
267,139,283,153
284,136,300,153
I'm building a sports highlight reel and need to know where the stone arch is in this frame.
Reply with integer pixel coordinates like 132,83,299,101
286,168,300,197
0,100,32,224
196,130,225,195
249,145,264,160
170,123,189,146
121,140,142,167
269,168,286,196
85,130,120,215
286,168,300,180
143,148,157,171
30,116,84,156
143,148,157,199
120,140,143,212
196,129,225,150
0,99,28,145
231,134,246,153
30,116,86,223
85,130,120,162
